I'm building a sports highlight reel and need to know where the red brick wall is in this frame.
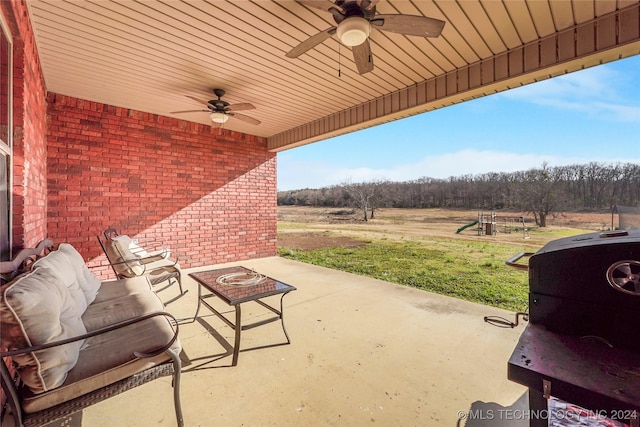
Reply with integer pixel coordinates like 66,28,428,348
1,0,49,411
2,0,48,250
46,94,277,279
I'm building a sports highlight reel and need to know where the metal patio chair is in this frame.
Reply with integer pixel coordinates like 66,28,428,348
98,227,184,295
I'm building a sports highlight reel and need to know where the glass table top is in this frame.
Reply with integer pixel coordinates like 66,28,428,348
190,266,296,305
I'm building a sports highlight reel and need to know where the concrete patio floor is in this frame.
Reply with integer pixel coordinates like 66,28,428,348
79,256,530,426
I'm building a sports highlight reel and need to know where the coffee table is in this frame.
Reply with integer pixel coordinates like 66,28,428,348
189,266,297,366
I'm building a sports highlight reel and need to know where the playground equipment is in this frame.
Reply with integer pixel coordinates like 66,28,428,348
456,220,478,234
518,216,530,239
502,217,514,234
456,213,531,239
501,216,530,239
477,212,497,236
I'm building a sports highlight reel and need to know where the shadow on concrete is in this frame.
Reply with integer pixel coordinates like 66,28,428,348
459,392,529,427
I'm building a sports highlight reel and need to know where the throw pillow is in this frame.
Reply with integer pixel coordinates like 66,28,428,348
0,267,86,393
110,235,144,277
57,243,101,305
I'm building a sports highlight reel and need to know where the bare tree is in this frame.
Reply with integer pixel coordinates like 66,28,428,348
340,179,389,221
278,162,640,213
341,180,368,221
364,179,390,219
513,163,566,227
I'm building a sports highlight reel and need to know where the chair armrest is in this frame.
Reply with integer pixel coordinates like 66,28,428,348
110,254,179,275
0,239,55,284
0,311,179,360
137,248,174,265
135,241,181,268
131,244,168,258
130,239,171,258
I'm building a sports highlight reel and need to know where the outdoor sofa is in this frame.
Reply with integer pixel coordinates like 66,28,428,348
0,242,183,426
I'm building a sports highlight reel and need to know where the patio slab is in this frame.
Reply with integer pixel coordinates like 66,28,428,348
79,256,529,426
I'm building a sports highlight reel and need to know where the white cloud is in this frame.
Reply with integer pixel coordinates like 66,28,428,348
277,149,640,190
277,62,640,192
501,67,640,122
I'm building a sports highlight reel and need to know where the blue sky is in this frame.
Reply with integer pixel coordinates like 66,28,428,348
277,55,640,191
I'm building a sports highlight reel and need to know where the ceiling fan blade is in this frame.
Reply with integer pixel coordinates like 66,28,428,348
228,102,255,111
297,0,344,14
185,95,211,106
372,14,445,38
170,109,209,114
286,27,337,58
352,39,374,74
230,112,261,126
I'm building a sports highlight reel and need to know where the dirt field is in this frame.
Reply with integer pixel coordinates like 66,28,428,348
278,206,613,250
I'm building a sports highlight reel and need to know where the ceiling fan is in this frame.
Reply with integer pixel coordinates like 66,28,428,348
170,89,261,126
286,0,445,74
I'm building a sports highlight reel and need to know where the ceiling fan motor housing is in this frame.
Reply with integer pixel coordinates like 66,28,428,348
209,89,230,111
335,1,376,19
209,100,230,111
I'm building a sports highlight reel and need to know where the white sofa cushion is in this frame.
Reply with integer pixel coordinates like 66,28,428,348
57,243,101,305
81,276,154,331
31,247,86,313
32,243,101,311
106,235,145,277
0,267,86,393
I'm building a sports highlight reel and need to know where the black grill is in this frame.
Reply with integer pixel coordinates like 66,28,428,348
507,229,640,427
528,229,640,351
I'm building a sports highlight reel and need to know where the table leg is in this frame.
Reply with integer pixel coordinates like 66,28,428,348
280,293,291,344
193,283,202,322
232,304,242,366
528,388,548,427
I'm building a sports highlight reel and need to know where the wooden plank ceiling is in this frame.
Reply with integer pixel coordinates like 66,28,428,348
26,0,640,151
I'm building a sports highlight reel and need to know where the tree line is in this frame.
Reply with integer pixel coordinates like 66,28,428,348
277,162,640,227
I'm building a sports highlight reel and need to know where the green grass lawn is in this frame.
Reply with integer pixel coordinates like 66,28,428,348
278,238,530,312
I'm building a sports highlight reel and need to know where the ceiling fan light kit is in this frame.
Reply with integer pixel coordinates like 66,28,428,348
210,112,229,124
336,17,370,46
